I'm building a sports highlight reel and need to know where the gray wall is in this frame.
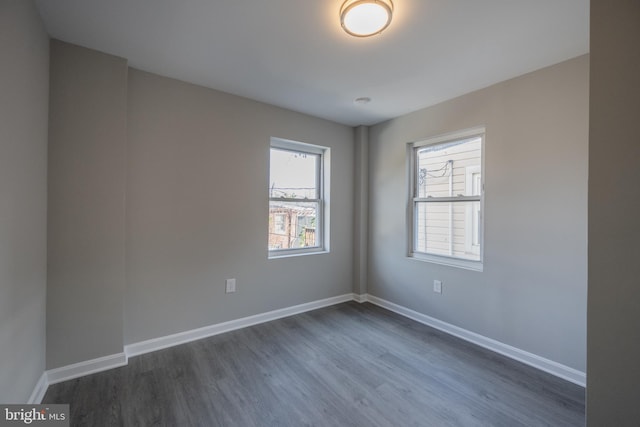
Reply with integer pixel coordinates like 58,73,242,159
47,41,128,368
368,55,589,371
45,42,354,365
124,69,354,343
588,0,640,424
0,0,49,402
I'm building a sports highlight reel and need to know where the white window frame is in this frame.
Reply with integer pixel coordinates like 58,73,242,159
268,137,330,258
407,127,485,271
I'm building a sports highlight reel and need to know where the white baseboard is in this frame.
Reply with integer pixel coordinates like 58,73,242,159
353,293,368,303
364,294,586,387
125,293,355,358
46,353,128,386
33,293,353,398
35,291,584,398
27,372,48,404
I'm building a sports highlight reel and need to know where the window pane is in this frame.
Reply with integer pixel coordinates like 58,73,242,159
416,136,481,198
269,148,318,199
269,201,319,250
415,201,480,261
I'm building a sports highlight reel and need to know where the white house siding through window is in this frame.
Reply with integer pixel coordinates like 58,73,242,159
413,134,483,262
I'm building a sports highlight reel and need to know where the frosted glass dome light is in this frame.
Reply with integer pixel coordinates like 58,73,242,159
340,0,394,37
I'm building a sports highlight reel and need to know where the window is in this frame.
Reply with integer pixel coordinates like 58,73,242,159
268,138,328,257
274,214,286,234
409,128,484,270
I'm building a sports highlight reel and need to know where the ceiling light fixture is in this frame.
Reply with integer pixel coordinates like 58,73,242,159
340,0,394,38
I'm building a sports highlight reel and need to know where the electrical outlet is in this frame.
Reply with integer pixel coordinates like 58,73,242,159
433,280,442,294
225,278,236,293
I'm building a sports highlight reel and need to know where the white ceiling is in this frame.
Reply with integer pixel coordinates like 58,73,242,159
34,0,589,126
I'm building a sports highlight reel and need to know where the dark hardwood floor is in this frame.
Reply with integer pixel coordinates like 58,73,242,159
44,302,585,426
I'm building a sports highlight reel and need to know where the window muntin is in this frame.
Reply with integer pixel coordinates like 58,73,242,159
410,129,484,270
268,139,327,256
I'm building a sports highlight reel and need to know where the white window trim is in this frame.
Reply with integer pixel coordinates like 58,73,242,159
268,137,330,259
407,127,485,272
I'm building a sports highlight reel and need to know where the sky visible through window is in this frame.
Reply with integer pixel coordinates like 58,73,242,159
269,149,317,199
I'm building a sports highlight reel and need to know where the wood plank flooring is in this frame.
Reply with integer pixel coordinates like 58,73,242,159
43,302,585,426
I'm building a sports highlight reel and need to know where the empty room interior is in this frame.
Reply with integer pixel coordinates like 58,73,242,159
1,0,639,425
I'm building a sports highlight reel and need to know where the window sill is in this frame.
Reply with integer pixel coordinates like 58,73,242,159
408,252,483,272
268,248,329,259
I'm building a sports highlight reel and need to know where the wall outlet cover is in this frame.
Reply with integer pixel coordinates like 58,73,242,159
433,280,442,294
225,278,236,293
